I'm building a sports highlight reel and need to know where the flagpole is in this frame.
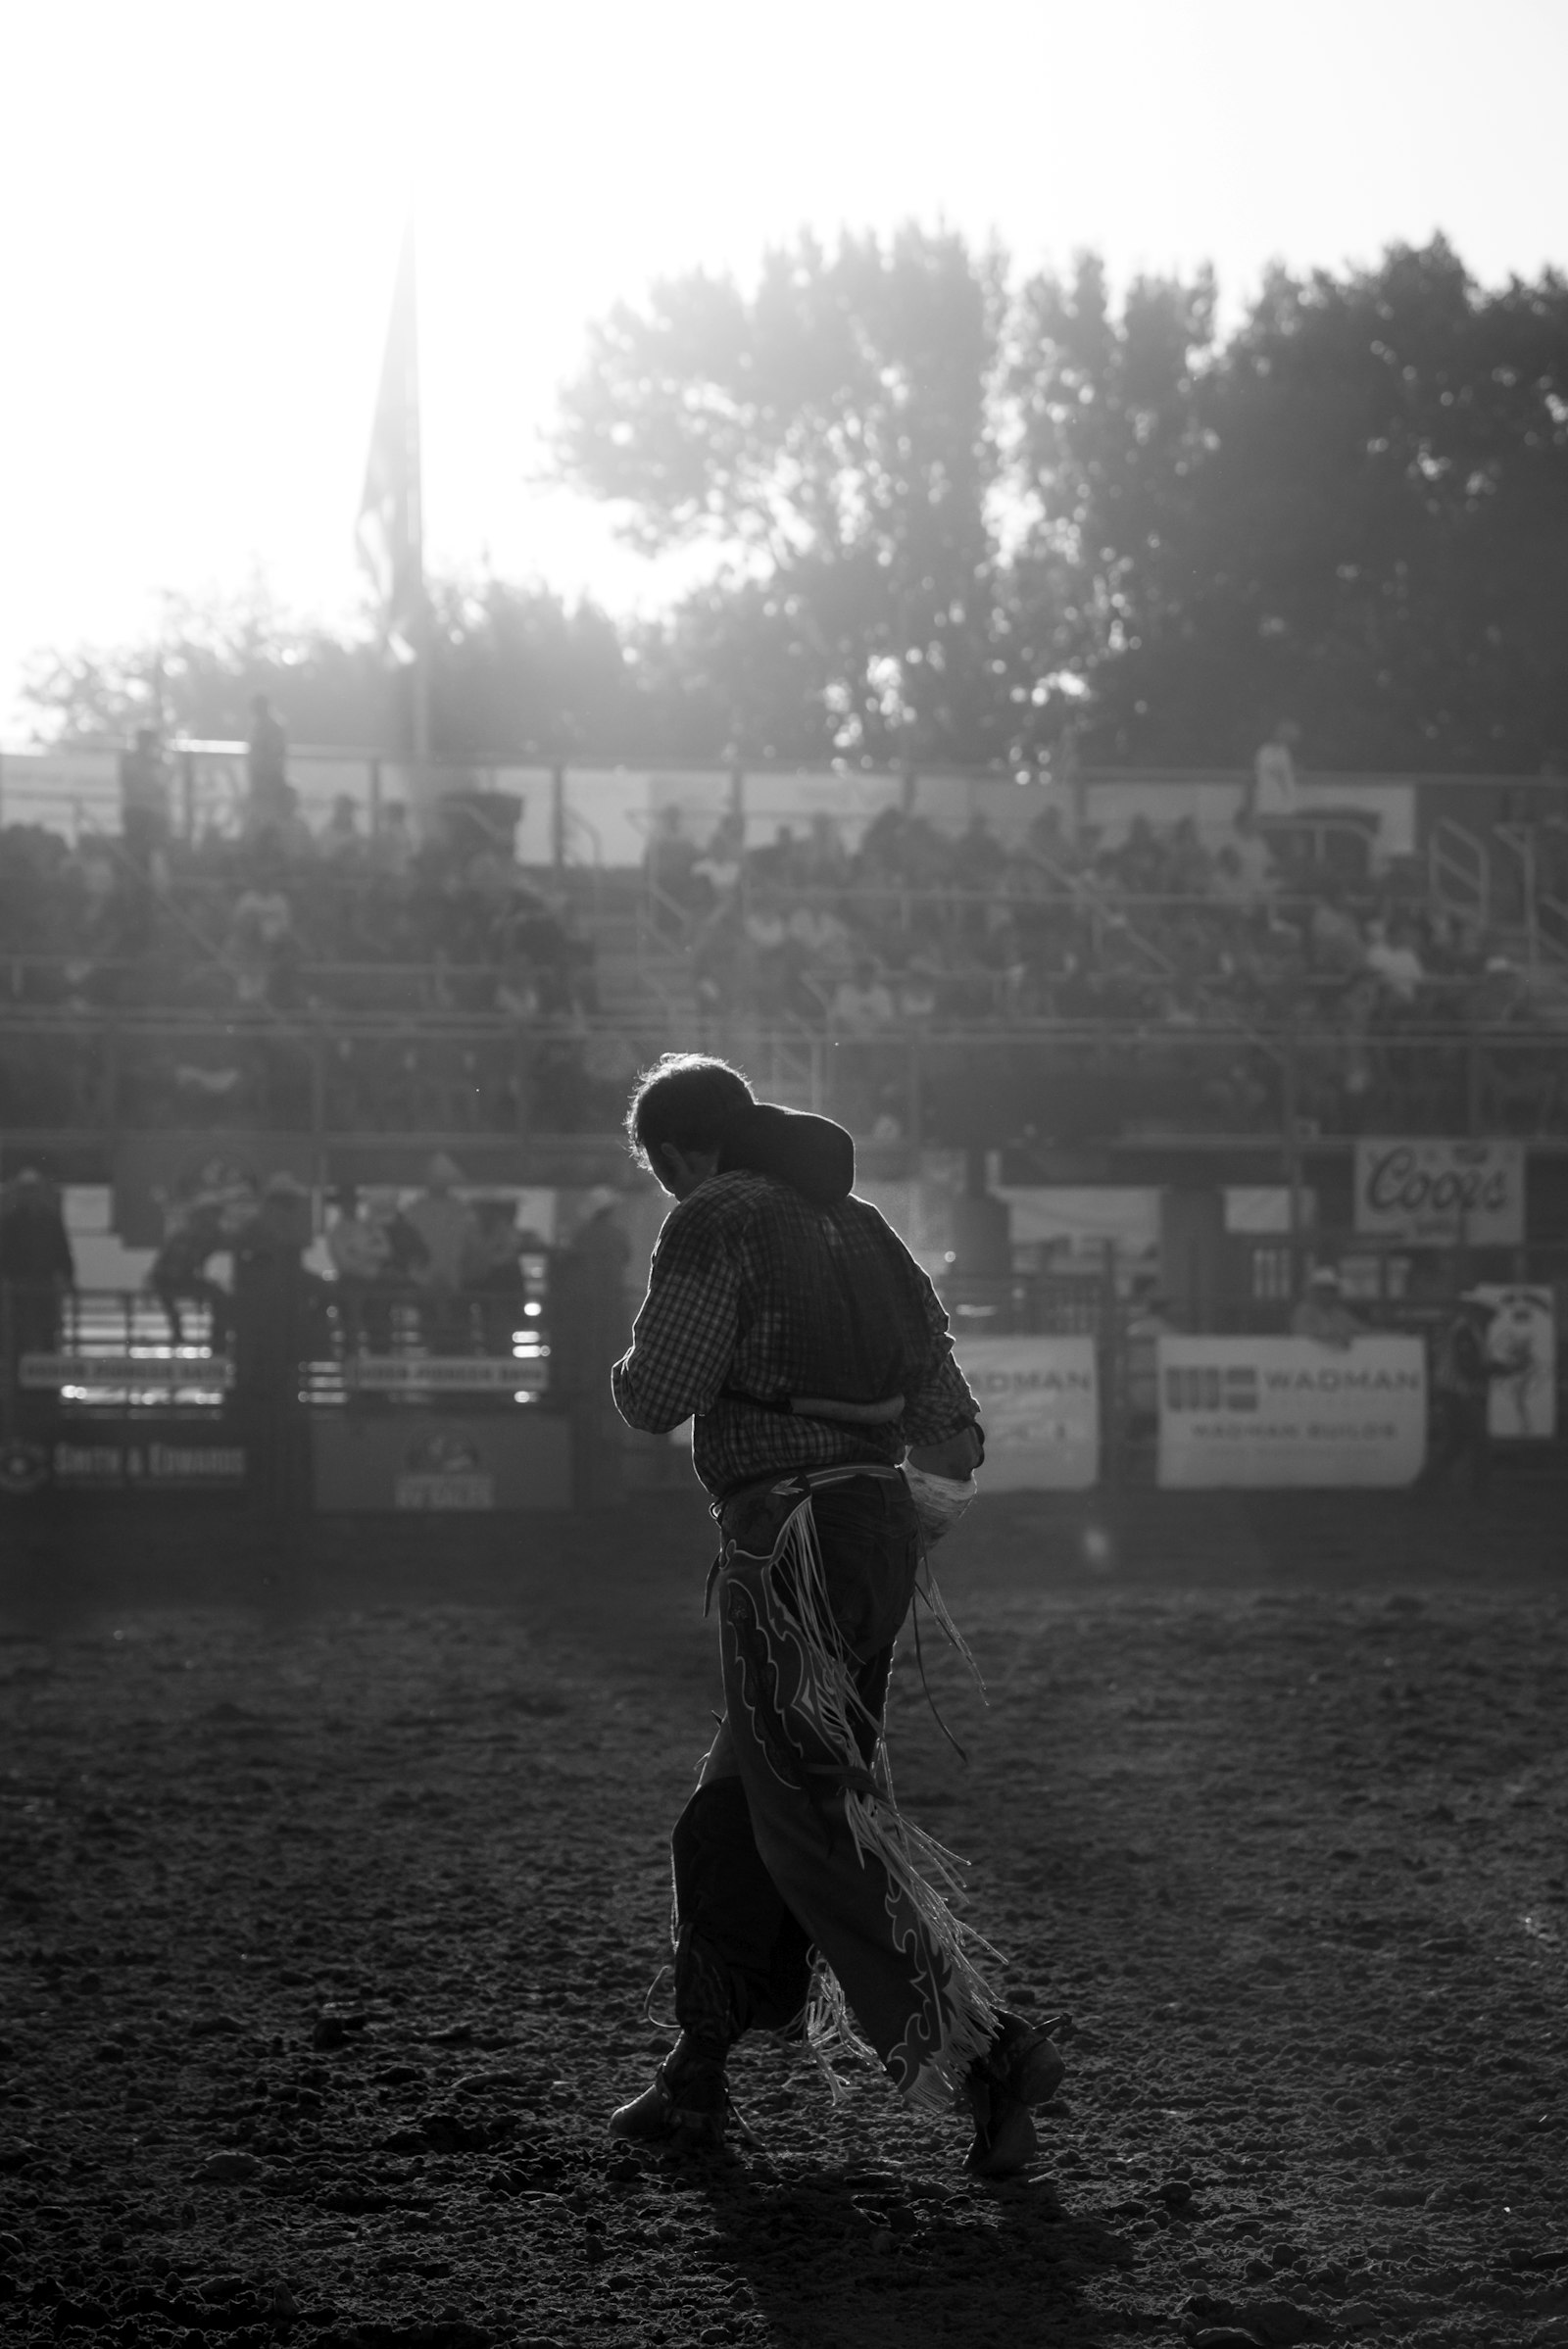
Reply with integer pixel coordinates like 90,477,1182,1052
404,223,431,788
358,220,429,812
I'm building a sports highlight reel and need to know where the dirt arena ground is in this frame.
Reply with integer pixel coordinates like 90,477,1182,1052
1,1482,1565,2349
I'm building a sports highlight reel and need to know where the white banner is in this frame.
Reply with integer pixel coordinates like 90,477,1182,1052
1353,1138,1525,1247
20,1352,232,1391
959,1335,1099,1490
1472,1286,1557,1441
1156,1335,1426,1488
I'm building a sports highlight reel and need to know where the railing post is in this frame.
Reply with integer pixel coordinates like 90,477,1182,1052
551,761,566,878
1282,1017,1304,1298
310,1032,326,1196
103,1020,120,1133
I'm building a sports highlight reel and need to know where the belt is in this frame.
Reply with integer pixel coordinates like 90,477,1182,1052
715,1460,905,1519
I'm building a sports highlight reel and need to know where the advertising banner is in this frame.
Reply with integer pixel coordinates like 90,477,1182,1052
21,1353,233,1392
958,1335,1099,1491
1156,1336,1426,1489
311,1410,570,1511
1471,1286,1557,1441
0,1423,248,1494
1352,1138,1525,1248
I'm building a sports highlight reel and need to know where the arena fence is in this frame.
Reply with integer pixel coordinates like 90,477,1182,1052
3,1275,1561,1511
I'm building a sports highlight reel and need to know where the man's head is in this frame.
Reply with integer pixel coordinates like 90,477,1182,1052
626,1053,754,1198
1307,1266,1342,1294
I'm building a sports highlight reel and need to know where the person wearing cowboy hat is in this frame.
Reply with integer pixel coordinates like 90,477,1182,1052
1289,1264,1364,1349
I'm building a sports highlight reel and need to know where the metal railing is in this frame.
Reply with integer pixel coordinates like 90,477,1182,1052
1428,817,1490,931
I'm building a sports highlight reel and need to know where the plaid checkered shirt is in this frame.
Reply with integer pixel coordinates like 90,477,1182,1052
612,1169,980,1500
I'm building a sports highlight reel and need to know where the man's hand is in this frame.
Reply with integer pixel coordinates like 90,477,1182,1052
906,1425,982,1482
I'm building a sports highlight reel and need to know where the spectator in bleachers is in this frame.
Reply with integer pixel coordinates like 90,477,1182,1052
646,805,700,924
690,811,744,910
1250,720,1300,820
953,811,1006,891
227,868,298,1006
319,795,367,866
1024,799,1087,878
830,960,897,1037
800,811,851,888
1307,888,1366,976
1364,916,1426,1005
370,801,416,879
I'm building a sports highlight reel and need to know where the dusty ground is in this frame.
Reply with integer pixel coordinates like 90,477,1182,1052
1,1483,1566,2349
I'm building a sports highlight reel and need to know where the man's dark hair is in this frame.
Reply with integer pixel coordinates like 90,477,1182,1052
627,1053,754,1173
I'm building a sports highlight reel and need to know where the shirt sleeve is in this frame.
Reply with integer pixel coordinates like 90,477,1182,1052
611,1194,743,1435
899,1259,983,1449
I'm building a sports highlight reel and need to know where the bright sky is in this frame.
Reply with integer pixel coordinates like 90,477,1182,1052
3,0,1565,736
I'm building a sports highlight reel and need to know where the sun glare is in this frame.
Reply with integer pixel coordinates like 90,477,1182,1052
0,0,1563,725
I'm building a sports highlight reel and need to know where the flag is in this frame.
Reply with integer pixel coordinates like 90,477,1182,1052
357,222,424,665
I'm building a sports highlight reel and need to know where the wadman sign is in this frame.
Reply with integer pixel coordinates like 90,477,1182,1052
1156,1336,1427,1489
956,1336,1100,1490
1352,1137,1524,1248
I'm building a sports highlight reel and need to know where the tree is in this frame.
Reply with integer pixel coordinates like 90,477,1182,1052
1009,254,1219,759
1012,240,1568,770
21,586,391,747
20,578,662,762
554,224,1022,766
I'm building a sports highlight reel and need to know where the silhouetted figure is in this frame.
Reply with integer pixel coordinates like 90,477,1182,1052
120,725,172,862
0,1167,74,1365
246,693,291,831
232,1171,318,1516
549,1186,631,1506
1425,1293,1505,1496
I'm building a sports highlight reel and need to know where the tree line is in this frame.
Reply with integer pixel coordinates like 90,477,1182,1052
26,229,1568,776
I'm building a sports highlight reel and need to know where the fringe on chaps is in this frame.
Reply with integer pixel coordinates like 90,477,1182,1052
712,1480,1003,2112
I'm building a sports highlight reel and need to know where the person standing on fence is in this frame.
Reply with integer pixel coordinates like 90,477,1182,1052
119,726,171,867
406,1154,476,1349
0,1168,74,1383
606,1052,1064,2178
246,693,291,834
